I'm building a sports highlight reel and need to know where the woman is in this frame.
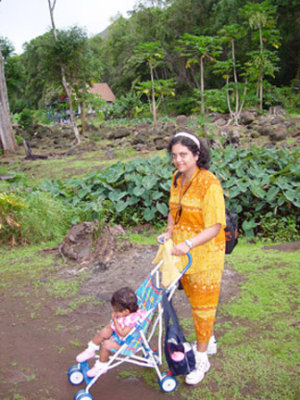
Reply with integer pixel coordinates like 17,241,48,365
157,132,226,385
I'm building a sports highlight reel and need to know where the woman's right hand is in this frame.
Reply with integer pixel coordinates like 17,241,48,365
156,232,172,244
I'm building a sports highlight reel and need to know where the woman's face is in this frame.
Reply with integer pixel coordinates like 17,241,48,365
171,143,198,175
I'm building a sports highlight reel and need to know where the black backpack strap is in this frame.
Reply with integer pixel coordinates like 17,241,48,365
163,293,186,342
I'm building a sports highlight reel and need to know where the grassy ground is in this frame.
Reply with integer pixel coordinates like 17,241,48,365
0,238,299,400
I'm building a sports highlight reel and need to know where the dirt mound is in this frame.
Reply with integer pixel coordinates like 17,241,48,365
262,241,300,252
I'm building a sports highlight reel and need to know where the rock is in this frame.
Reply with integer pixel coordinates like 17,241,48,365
214,118,227,127
268,106,286,115
240,110,256,125
257,125,272,136
60,221,99,261
250,130,260,138
269,124,288,141
163,121,177,135
108,127,131,139
153,139,166,150
270,115,285,125
176,115,188,126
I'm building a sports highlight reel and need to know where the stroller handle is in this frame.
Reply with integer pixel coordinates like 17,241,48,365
182,252,192,275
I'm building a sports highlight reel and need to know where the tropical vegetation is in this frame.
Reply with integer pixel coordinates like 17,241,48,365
1,0,299,122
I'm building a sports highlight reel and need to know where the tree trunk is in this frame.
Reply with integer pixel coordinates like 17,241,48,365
200,56,205,114
232,39,239,118
47,0,81,144
0,50,18,154
150,61,157,124
80,101,87,135
259,24,264,111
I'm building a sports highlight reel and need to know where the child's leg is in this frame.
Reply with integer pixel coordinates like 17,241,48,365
91,324,113,346
86,338,121,377
99,338,121,362
76,324,113,363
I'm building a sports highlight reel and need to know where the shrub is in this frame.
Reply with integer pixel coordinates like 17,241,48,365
0,193,25,245
19,108,34,129
0,191,77,245
17,191,77,244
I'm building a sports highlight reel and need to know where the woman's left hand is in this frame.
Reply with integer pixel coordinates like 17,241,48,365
171,242,189,256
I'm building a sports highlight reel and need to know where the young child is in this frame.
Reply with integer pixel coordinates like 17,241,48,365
76,286,147,377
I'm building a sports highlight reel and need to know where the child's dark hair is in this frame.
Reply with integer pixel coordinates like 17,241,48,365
111,287,138,313
168,132,210,170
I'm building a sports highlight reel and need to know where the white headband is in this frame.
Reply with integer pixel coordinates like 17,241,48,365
174,132,200,149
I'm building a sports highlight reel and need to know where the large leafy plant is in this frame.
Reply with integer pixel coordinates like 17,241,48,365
38,147,299,238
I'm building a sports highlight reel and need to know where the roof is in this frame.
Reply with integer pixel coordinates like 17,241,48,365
88,83,115,102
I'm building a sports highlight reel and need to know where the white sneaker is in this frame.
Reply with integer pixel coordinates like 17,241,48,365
207,335,217,355
185,353,210,385
192,335,217,356
87,360,108,377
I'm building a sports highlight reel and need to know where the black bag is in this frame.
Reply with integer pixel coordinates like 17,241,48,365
225,209,238,254
163,294,195,376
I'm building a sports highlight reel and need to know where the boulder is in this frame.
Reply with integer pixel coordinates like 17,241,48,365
108,127,131,139
240,110,256,125
59,221,99,262
214,117,227,127
269,124,288,141
176,115,188,126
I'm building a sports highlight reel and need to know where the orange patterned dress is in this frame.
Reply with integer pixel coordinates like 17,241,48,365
169,167,226,343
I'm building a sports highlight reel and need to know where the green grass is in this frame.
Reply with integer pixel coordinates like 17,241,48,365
0,243,57,292
178,241,300,400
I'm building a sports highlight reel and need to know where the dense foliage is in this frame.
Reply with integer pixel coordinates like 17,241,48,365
1,0,299,116
2,145,298,245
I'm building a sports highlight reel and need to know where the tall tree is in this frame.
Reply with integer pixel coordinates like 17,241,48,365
240,0,280,110
215,24,248,125
47,0,81,144
0,50,17,153
178,34,221,114
127,41,166,123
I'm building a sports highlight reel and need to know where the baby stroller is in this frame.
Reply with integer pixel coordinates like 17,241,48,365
67,252,192,400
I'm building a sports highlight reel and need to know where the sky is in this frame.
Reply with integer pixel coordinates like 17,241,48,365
0,0,138,54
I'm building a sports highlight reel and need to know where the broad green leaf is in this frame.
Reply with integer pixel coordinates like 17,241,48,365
249,183,265,198
78,188,90,199
152,191,163,200
144,207,156,221
266,186,279,202
156,202,168,216
142,175,158,190
283,190,297,204
228,186,241,198
236,181,249,193
133,186,145,197
127,196,139,206
115,201,128,213
108,191,127,202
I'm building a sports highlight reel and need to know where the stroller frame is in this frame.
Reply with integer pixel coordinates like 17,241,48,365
68,253,192,400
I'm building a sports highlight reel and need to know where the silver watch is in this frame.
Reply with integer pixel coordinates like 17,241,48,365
185,239,193,249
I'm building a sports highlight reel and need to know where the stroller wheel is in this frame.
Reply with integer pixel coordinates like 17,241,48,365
74,389,94,400
160,375,177,393
68,365,84,386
